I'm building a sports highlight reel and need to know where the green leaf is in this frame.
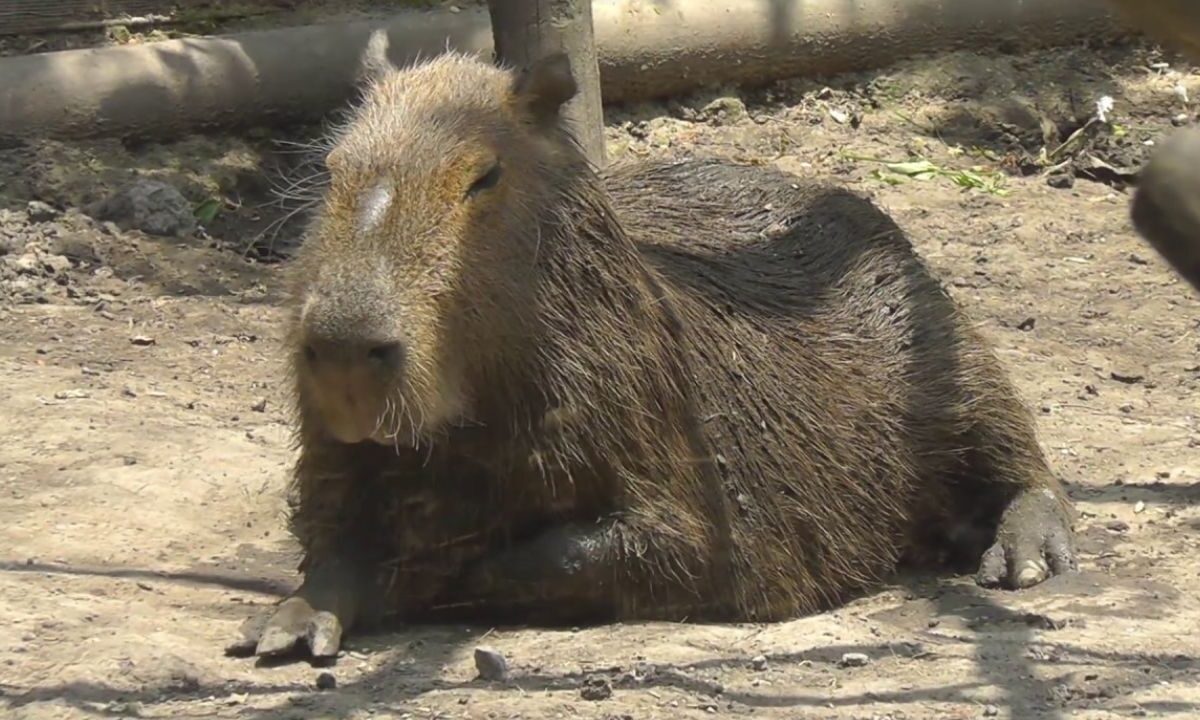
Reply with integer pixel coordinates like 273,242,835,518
885,160,939,176
194,197,221,224
869,169,906,186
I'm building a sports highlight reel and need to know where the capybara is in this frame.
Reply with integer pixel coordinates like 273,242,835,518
227,50,1077,660
1107,0,1200,292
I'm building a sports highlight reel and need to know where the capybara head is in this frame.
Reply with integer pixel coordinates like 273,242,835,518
287,48,586,447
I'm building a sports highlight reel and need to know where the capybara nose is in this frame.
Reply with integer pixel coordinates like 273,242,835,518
303,337,406,373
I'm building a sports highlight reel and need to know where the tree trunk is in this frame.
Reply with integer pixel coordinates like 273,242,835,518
486,0,605,168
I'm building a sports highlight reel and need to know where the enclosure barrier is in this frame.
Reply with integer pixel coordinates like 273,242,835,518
0,0,1128,140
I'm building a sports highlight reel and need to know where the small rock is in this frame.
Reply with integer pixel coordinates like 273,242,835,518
983,704,999,717
701,96,747,126
1128,253,1150,265
829,108,850,124
473,646,508,681
1134,500,1146,514
1105,520,1130,532
1110,371,1144,385
1017,317,1036,331
750,655,769,671
26,200,59,222
41,254,72,275
91,179,196,237
1047,173,1074,189
250,397,268,413
1023,612,1069,630
315,671,337,690
839,652,870,668
580,675,613,701
130,335,156,346
53,389,90,400
0,235,21,256
9,253,41,275
47,232,98,262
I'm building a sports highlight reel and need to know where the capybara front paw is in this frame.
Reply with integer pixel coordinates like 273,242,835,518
976,487,1077,590
224,596,343,659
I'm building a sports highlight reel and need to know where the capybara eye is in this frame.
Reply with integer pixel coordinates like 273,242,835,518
466,163,502,199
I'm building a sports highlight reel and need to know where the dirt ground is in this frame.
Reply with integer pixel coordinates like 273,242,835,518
1,38,1199,720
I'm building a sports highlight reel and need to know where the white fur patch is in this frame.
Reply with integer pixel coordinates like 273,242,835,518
357,183,393,233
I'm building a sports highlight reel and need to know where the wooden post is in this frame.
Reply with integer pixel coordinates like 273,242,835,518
486,0,606,167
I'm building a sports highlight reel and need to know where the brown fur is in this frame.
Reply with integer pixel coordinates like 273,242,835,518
279,52,1075,629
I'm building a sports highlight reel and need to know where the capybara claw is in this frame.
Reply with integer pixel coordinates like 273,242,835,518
305,611,343,658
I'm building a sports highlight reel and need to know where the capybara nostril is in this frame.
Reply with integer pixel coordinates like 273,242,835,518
366,341,405,371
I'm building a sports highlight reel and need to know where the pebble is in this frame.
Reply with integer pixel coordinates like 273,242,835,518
1134,501,1146,514
580,675,613,701
41,254,72,275
839,652,870,668
983,704,999,717
315,672,337,690
251,397,268,413
9,253,40,274
750,655,769,671
700,96,747,126
473,646,508,681
26,200,59,222
1047,173,1074,189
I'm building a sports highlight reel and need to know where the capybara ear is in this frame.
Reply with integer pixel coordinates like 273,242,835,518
357,29,397,85
511,53,578,125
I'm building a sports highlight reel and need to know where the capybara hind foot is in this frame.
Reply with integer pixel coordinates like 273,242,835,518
225,595,344,659
453,520,722,624
976,487,1077,590
455,523,619,623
